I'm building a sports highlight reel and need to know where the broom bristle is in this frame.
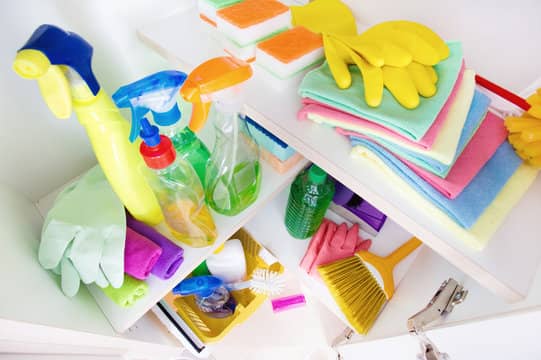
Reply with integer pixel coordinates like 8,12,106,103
318,256,386,335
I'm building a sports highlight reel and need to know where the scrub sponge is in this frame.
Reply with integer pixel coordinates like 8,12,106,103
257,26,324,78
198,0,242,27
216,0,291,46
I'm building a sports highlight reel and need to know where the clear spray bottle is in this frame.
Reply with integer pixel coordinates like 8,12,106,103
181,57,261,216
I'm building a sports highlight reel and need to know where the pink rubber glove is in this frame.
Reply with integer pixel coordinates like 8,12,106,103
299,219,334,273
309,222,349,275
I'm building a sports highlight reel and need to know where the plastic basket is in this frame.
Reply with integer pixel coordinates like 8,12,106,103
173,228,283,343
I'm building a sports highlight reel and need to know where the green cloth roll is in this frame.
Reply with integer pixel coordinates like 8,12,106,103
101,275,148,307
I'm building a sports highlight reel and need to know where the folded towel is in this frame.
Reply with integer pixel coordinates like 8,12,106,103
127,213,184,280
124,228,162,280
350,111,508,199
343,89,490,177
101,274,148,307
299,65,466,160
299,42,464,141
351,144,537,249
351,137,521,229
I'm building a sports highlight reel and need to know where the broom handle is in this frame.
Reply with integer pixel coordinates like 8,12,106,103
475,74,531,111
386,237,423,268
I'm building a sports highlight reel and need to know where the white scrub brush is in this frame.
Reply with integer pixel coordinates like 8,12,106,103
227,268,285,296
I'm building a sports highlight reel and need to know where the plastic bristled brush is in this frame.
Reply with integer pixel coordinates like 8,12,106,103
475,75,541,168
317,237,422,335
227,268,286,296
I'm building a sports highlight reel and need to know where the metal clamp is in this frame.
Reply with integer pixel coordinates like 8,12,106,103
408,278,468,334
408,278,467,360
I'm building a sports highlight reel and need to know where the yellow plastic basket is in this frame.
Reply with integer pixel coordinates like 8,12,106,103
173,228,283,343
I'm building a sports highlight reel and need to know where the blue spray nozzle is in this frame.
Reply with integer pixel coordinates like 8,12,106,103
173,275,224,298
140,118,161,147
112,70,188,143
18,24,100,95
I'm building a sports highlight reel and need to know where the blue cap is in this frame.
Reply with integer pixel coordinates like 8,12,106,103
112,70,188,142
152,104,181,126
19,24,100,95
140,118,161,146
173,275,224,298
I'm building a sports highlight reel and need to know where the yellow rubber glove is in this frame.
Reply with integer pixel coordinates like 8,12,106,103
325,33,439,108
291,0,357,36
505,89,541,168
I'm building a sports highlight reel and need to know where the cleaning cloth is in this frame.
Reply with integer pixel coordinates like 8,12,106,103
300,64,466,160
127,213,184,280
299,42,464,141
351,146,537,249
349,111,507,199
351,137,521,229
124,228,162,280
101,275,148,308
342,89,490,177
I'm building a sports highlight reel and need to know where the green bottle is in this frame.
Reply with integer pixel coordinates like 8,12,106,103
284,165,335,239
154,107,211,187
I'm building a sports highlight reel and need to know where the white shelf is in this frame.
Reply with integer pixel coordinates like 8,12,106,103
244,185,422,335
137,4,541,302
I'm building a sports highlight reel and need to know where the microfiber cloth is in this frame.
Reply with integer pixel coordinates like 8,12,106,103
124,228,162,280
351,139,521,229
299,42,464,141
342,89,490,177
101,274,148,308
349,111,507,199
299,64,466,158
350,146,537,249
127,213,184,280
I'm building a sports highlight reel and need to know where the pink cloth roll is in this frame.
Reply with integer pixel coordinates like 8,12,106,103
124,228,162,280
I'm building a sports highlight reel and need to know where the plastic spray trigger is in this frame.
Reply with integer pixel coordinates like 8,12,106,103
112,71,188,142
139,118,161,146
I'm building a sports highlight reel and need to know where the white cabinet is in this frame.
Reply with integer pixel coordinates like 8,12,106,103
2,0,541,359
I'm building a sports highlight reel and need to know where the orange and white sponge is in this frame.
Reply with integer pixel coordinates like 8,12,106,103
197,0,242,27
216,0,291,47
256,26,324,79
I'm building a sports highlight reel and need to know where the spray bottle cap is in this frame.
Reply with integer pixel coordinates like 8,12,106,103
172,275,224,298
180,56,252,133
139,118,176,169
112,70,188,142
12,24,100,119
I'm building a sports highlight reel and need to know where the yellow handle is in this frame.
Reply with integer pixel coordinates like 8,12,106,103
358,237,422,299
385,237,423,268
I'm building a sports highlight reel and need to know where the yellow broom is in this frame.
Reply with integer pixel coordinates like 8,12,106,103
318,237,422,334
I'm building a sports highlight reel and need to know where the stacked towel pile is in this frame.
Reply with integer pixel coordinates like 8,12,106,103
298,42,538,250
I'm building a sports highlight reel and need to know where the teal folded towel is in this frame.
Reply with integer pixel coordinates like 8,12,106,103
365,90,490,177
351,138,521,228
299,42,463,141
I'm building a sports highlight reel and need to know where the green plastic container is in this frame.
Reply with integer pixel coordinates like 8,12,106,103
284,165,335,239
163,124,210,187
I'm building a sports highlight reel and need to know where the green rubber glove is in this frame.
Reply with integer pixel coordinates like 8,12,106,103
39,165,126,297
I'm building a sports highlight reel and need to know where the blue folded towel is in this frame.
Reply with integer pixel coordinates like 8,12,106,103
362,91,490,177
351,138,522,228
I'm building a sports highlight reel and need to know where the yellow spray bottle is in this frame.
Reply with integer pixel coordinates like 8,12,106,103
13,24,163,225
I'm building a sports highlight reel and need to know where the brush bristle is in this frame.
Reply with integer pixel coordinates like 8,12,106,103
318,256,386,335
249,268,285,296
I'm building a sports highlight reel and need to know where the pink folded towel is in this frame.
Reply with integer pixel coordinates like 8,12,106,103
124,228,162,280
299,65,465,151
339,111,508,199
